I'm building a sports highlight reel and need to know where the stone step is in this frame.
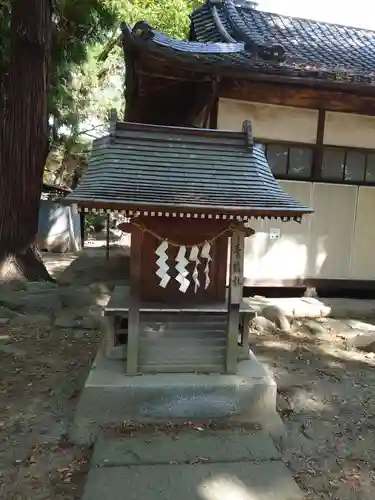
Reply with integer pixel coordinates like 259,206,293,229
82,462,303,500
82,430,303,500
92,429,281,467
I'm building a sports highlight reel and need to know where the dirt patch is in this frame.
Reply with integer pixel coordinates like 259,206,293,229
250,318,375,500
43,245,130,287
0,324,101,500
2,246,375,499
0,246,125,500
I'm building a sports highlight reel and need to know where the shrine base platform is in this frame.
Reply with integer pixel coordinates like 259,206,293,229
69,343,284,446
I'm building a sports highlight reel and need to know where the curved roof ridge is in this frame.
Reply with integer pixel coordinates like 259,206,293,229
208,0,375,34
222,0,258,50
132,20,245,53
190,1,375,76
211,4,237,43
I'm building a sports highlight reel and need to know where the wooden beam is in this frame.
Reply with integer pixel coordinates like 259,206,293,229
312,109,326,179
126,226,143,375
220,79,375,116
226,231,245,374
105,213,111,261
209,97,218,129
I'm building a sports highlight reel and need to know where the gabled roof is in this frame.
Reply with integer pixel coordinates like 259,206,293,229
189,0,375,85
64,120,312,221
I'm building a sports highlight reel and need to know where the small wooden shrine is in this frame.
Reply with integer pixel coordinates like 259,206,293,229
65,117,312,375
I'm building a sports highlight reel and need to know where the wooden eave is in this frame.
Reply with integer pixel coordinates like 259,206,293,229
122,24,375,120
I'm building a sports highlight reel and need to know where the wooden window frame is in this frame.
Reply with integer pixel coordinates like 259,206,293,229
257,138,375,186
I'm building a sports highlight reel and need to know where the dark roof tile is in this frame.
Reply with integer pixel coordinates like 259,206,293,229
190,0,375,83
65,121,311,220
124,22,375,85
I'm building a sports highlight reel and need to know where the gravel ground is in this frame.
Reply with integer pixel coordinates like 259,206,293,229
1,247,374,499
250,318,375,500
0,324,101,500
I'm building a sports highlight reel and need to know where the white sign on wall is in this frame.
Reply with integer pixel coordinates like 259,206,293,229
269,228,281,240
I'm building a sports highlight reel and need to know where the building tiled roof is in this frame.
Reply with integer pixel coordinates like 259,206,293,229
189,0,375,84
123,21,252,73
65,121,312,221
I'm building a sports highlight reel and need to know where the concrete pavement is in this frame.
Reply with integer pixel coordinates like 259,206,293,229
82,428,304,500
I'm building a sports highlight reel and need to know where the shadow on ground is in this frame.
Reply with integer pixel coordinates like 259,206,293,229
43,245,130,288
249,323,375,500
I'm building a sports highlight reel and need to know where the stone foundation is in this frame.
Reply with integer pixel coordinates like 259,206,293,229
69,343,284,446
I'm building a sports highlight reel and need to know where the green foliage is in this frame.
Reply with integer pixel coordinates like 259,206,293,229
1,0,201,186
84,212,106,231
50,1,119,134
117,0,201,39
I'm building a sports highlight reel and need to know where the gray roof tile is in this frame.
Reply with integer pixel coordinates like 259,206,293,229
65,121,312,220
189,0,375,84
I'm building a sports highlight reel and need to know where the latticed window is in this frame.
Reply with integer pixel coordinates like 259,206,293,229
260,142,313,180
259,141,375,185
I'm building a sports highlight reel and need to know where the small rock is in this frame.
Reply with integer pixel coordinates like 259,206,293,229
59,286,95,308
80,315,101,330
352,331,375,351
19,293,62,313
0,305,22,319
0,318,10,326
54,311,101,330
10,314,51,327
250,315,276,334
6,280,28,291
27,281,58,293
0,344,26,357
277,393,294,417
54,312,78,329
73,330,86,340
260,305,290,332
303,320,326,336
38,421,68,443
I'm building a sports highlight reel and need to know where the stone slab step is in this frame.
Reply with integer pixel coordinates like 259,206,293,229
92,429,281,467
82,462,303,500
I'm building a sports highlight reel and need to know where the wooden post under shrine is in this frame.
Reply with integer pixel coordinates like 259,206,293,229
227,230,245,373
127,226,143,375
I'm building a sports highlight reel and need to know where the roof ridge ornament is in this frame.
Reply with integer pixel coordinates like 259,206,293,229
132,20,154,40
109,108,118,143
211,5,237,43
221,0,286,61
242,120,253,151
222,0,257,51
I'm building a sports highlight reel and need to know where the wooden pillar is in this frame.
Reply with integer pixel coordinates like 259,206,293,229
226,230,245,373
79,211,85,249
209,97,218,129
312,108,326,180
126,226,143,375
106,213,110,261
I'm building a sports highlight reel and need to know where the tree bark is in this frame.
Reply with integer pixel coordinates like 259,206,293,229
0,0,54,281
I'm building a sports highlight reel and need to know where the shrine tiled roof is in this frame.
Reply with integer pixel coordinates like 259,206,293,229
65,121,312,221
189,0,375,84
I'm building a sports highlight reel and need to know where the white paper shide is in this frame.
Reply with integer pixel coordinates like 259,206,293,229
155,240,212,293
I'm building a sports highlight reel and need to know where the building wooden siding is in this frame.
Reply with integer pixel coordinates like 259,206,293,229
218,98,375,283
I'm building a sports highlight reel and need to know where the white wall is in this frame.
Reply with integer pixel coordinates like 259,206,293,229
350,186,375,279
243,182,375,283
324,111,375,149
218,98,319,143
218,99,375,283
244,181,312,283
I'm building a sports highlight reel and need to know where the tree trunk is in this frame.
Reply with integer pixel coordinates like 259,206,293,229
0,0,54,281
